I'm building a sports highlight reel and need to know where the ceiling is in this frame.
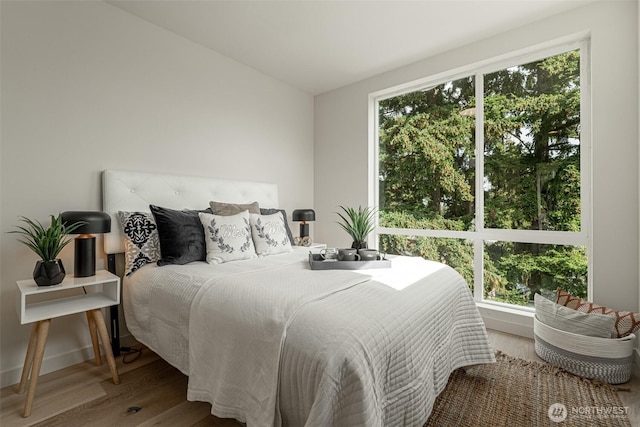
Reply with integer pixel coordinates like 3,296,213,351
108,0,594,94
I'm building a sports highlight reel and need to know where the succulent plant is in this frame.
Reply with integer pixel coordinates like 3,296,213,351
10,214,85,261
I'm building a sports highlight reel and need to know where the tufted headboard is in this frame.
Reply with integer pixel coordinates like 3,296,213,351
102,169,279,254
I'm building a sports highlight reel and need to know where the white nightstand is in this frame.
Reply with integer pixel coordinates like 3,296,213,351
15,270,121,417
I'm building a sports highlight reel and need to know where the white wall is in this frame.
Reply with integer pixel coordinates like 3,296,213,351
315,1,639,323
0,1,313,386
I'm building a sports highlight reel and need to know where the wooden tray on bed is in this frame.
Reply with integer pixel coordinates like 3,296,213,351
308,253,391,270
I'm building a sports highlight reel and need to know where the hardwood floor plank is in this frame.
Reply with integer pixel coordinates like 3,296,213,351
189,416,243,427
487,329,541,362
0,347,158,426
31,359,191,427
0,383,105,427
136,400,239,427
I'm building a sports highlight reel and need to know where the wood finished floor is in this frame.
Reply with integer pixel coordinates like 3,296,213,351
1,330,638,426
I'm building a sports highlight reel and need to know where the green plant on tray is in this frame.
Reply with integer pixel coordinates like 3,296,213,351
336,205,376,249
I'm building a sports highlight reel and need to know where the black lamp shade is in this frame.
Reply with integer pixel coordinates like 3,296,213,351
60,211,111,277
60,211,111,234
292,209,316,222
292,209,315,238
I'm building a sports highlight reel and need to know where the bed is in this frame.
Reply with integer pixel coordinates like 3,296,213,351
102,169,495,427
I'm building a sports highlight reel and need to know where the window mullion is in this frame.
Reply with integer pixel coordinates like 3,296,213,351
579,39,593,300
474,72,484,301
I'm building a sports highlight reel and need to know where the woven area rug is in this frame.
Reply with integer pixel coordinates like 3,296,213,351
424,351,631,427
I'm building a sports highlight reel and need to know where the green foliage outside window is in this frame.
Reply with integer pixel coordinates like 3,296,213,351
378,50,587,306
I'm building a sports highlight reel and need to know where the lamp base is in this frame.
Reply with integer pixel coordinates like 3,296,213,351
75,236,96,277
299,222,310,238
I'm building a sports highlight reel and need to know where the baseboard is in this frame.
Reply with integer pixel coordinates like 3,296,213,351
0,333,136,389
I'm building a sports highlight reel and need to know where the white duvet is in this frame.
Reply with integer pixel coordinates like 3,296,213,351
123,248,494,426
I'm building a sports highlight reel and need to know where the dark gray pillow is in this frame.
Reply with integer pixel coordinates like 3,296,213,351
150,205,209,265
260,208,295,246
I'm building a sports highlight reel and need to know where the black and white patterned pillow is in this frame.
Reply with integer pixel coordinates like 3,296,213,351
250,213,293,256
198,210,257,264
118,211,161,276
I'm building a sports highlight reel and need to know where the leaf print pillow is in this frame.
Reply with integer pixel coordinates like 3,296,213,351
250,213,293,256
198,210,257,264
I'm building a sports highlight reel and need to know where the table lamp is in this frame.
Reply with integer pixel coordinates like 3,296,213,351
60,211,111,277
292,209,315,245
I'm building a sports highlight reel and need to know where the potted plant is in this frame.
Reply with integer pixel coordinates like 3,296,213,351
335,205,376,251
10,214,85,286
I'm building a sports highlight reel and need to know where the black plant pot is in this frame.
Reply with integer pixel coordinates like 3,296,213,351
33,259,66,286
351,241,368,251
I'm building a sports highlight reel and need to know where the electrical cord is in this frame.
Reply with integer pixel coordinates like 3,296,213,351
79,280,143,364
121,345,143,364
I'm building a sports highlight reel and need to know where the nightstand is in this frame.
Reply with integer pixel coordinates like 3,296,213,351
15,270,121,417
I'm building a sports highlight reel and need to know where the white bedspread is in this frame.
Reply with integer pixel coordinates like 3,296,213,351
187,262,371,426
178,251,494,426
123,248,314,373
279,257,494,426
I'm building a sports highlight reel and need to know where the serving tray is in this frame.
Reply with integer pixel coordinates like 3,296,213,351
308,253,391,270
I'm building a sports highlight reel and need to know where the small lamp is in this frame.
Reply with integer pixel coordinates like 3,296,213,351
292,209,315,241
60,211,111,277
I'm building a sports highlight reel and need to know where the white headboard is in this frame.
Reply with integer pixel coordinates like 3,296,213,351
102,169,279,254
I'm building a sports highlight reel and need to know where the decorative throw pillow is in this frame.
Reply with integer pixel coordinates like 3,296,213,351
150,205,208,265
260,208,295,246
534,294,615,338
556,288,640,338
250,213,293,256
118,211,161,276
209,200,260,216
199,210,256,264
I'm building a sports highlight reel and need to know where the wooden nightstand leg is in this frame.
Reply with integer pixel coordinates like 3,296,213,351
23,319,50,418
18,322,39,394
89,309,120,385
86,311,102,366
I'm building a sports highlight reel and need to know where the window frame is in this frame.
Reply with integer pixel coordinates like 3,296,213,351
368,36,592,310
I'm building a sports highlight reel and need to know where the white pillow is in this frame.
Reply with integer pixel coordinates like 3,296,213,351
250,213,293,256
198,210,256,264
534,293,616,338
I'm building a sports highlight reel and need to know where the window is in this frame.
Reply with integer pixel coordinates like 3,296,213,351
373,40,590,309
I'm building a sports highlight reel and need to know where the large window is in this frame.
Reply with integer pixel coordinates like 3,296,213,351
374,41,590,308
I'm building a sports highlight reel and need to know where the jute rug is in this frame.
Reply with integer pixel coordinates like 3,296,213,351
424,351,631,427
